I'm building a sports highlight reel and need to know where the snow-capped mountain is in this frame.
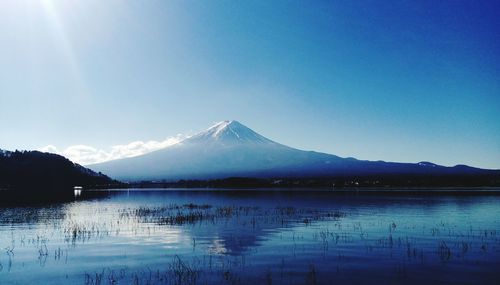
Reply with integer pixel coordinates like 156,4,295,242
89,120,496,181
188,120,275,144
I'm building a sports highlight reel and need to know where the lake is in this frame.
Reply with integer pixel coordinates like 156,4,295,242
1,189,499,284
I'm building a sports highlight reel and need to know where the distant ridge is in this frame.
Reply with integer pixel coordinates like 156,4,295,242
89,121,500,185
0,149,117,192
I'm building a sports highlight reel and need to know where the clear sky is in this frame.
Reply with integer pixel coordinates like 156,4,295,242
1,0,499,168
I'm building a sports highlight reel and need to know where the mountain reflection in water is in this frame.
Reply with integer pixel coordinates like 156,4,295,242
0,189,499,285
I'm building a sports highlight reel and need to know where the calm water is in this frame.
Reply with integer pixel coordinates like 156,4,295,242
0,189,499,285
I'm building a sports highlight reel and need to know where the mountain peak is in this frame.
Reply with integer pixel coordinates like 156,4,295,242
209,120,241,133
188,120,275,144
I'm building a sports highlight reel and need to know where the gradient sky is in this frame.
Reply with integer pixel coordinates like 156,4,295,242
1,0,499,168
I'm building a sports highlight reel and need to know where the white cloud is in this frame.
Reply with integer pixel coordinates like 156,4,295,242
38,135,184,165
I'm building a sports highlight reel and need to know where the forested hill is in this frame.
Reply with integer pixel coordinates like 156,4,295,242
0,150,117,191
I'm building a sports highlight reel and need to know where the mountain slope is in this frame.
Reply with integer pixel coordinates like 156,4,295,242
89,121,499,182
0,150,116,191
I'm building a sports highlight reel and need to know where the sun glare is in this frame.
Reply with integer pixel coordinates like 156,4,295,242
38,0,88,98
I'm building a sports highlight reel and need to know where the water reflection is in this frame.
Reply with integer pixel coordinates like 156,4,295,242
0,190,499,284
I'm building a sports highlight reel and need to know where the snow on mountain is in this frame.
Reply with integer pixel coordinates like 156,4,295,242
188,120,275,145
88,120,494,181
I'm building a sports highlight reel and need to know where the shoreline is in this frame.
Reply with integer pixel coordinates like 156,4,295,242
87,186,500,194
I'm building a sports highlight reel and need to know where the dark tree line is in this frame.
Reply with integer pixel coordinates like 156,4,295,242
126,173,500,190
0,150,118,193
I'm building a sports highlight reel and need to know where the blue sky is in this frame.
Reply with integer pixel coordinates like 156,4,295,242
0,0,499,168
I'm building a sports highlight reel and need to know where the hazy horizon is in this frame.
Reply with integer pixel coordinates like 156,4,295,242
1,1,499,168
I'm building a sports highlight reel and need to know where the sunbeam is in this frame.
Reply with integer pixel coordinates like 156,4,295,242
39,0,88,99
